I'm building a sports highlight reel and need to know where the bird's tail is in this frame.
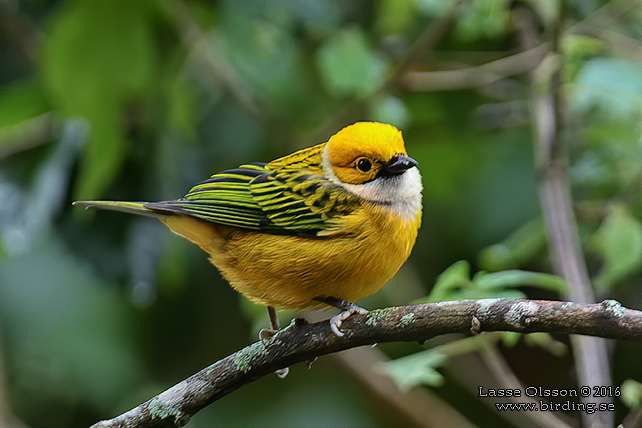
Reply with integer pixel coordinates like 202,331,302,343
73,200,166,219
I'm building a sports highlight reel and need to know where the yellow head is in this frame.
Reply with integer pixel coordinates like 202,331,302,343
325,122,412,185
322,121,422,219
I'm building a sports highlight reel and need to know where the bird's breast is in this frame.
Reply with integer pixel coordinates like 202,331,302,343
161,204,421,311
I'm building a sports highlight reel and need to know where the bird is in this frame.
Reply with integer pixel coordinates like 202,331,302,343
74,121,422,339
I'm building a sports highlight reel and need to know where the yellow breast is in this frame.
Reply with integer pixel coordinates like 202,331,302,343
162,203,421,311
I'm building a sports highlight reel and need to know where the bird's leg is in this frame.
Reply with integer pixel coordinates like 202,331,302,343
259,306,288,378
258,306,280,341
316,297,368,337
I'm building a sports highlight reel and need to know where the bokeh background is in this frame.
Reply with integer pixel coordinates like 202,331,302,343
1,0,642,427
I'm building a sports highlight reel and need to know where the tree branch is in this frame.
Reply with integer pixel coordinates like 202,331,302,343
91,299,642,428
400,44,548,92
513,4,616,428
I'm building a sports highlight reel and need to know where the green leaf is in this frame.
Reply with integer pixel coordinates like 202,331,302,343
572,58,642,119
316,28,387,97
42,0,158,199
473,270,569,293
381,335,500,390
421,260,471,302
621,379,642,409
420,260,564,302
593,204,642,291
380,349,446,390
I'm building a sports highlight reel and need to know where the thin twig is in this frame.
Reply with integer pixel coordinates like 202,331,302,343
401,44,549,92
90,299,642,428
513,4,614,428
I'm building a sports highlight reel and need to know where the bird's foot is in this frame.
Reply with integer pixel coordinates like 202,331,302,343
259,328,278,341
329,305,368,337
260,305,281,342
275,367,289,378
315,297,368,337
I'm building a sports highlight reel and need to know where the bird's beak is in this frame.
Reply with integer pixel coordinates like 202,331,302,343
382,154,418,176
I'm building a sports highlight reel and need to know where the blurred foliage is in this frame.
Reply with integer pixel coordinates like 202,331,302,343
418,260,568,302
1,0,641,427
621,379,642,409
383,334,501,390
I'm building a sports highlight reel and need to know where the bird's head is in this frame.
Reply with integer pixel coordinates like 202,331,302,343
324,122,417,185
322,122,422,215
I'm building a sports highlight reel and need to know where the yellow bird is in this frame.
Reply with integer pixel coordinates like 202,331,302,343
74,121,422,337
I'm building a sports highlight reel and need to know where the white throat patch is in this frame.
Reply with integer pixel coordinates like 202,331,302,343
321,145,423,220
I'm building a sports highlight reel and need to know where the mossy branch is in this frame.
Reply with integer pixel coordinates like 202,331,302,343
91,298,642,428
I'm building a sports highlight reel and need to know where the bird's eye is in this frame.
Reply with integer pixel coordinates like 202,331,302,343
356,158,372,172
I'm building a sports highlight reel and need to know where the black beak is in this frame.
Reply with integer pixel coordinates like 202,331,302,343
380,154,418,176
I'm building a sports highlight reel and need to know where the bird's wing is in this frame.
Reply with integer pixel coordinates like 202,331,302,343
145,162,359,235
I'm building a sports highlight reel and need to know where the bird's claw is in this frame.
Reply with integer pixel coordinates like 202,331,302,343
329,306,368,337
275,367,289,378
259,328,278,341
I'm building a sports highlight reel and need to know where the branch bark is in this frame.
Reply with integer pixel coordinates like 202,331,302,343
513,3,615,428
91,299,642,428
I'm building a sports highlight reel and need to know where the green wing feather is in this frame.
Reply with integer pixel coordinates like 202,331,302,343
146,155,360,236
76,145,362,235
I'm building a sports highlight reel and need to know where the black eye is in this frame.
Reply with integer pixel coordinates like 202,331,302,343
357,158,372,172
